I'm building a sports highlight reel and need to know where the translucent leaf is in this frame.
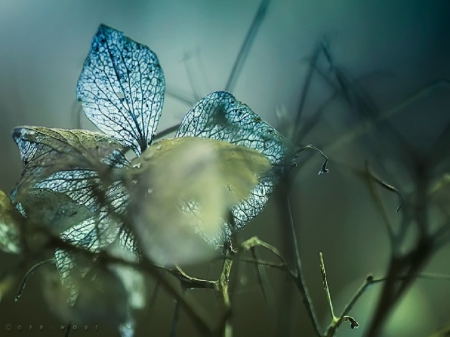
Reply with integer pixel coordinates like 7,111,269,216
12,170,127,245
54,235,144,325
11,125,131,243
22,190,93,234
27,170,128,217
12,125,134,300
43,258,132,331
129,137,271,265
37,171,130,295
77,24,165,155
54,208,125,305
12,126,129,191
61,214,120,251
54,248,85,305
32,170,104,213
176,91,296,230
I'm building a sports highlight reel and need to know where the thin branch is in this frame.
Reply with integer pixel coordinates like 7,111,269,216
224,0,271,92
344,161,401,248
216,254,287,270
181,53,202,102
295,144,329,175
285,196,322,336
293,42,324,142
146,281,161,329
15,258,55,301
214,243,234,337
359,162,403,211
319,252,336,321
170,287,185,337
174,266,215,289
324,269,450,337
235,234,321,335
251,246,276,323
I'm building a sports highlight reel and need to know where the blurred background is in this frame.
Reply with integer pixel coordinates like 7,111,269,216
1,0,450,336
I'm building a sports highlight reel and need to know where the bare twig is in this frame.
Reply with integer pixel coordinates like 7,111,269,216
170,287,185,337
251,246,276,324
15,258,55,301
214,243,234,337
319,252,336,321
224,0,271,92
293,42,324,142
285,195,321,336
295,144,329,175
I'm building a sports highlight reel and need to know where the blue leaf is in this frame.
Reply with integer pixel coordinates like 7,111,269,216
77,24,165,155
176,91,296,231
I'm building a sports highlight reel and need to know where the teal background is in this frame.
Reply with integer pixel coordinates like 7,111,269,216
1,1,450,336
